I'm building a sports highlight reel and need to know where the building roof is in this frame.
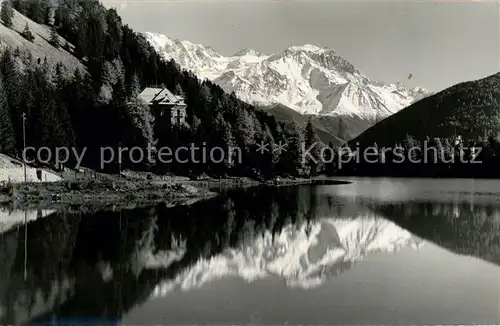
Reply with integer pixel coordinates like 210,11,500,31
170,105,187,111
138,87,186,106
138,87,162,103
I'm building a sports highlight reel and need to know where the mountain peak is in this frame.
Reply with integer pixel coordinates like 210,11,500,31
287,44,327,53
149,216,422,294
143,32,221,56
145,32,430,120
232,48,264,57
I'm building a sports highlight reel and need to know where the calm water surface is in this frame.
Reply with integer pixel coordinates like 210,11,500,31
1,178,499,325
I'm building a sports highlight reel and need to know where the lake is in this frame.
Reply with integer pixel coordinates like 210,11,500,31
1,178,499,325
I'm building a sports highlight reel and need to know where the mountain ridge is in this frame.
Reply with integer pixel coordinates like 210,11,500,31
259,103,370,145
349,72,500,148
144,31,429,120
149,216,422,295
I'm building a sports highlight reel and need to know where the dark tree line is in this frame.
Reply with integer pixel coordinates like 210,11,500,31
0,0,322,179
328,134,500,178
1,186,319,324
332,71,500,178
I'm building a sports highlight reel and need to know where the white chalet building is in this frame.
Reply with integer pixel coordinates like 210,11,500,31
138,87,187,125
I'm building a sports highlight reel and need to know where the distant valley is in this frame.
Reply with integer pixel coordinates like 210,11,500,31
258,103,371,146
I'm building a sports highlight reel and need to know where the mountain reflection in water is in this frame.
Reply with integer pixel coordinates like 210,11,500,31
0,182,498,325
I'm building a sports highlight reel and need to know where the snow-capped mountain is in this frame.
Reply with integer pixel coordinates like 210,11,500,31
149,215,422,297
144,32,429,120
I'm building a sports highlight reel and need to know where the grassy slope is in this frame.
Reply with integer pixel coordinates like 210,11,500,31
0,10,85,72
350,72,500,148
0,10,86,182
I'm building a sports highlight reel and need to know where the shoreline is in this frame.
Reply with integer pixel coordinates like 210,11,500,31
0,177,351,211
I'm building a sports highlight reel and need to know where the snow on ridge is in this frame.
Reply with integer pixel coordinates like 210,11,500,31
143,32,172,50
0,276,75,325
232,48,264,57
149,215,422,298
130,216,187,276
287,44,326,53
144,32,430,119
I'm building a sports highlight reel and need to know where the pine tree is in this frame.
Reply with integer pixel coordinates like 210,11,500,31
0,77,16,154
338,118,347,141
49,25,59,47
41,0,51,25
123,98,156,169
443,138,454,162
235,108,255,149
126,73,141,100
104,8,122,60
214,109,235,170
54,100,76,150
1,0,13,27
192,83,213,139
0,49,22,144
280,122,303,176
191,114,202,137
23,64,74,163
326,141,336,174
54,62,64,82
27,0,43,23
53,7,62,27
21,23,35,42
11,0,24,14
404,134,420,162
111,76,127,107
174,82,184,97
76,6,106,60
304,118,321,177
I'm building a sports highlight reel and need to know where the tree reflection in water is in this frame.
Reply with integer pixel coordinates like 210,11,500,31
0,184,498,325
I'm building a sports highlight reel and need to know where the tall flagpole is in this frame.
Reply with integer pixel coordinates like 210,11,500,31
118,141,122,178
24,210,27,281
497,0,500,74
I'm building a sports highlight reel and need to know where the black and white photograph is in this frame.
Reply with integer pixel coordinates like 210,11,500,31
0,0,499,325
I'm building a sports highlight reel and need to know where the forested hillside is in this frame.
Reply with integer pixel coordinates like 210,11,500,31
334,72,500,178
0,0,322,179
350,73,500,149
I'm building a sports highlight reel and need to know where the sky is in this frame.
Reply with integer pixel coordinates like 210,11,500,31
103,0,500,92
